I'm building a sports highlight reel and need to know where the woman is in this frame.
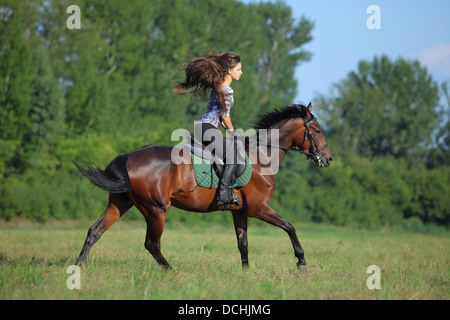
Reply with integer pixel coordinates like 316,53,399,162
173,51,243,206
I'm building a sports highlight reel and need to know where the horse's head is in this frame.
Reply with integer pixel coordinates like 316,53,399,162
293,103,333,167
251,103,333,168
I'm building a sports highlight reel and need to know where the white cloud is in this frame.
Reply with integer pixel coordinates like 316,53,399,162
410,43,450,77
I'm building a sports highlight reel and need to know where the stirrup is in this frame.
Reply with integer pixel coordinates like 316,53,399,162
217,197,241,206
230,197,241,207
216,189,241,208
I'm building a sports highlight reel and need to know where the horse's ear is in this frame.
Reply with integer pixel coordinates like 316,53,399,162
307,102,312,112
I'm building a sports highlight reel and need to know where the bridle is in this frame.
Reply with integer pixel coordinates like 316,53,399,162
262,112,329,166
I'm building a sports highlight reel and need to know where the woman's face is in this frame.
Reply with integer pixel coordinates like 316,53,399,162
229,62,243,81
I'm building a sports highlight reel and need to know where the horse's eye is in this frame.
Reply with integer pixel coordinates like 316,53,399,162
315,129,321,134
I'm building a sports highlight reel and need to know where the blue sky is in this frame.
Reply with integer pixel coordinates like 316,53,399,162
241,0,450,103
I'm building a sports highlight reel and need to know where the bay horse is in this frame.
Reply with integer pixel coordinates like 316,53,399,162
74,103,332,269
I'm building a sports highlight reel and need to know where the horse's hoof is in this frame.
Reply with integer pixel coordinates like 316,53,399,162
297,264,307,272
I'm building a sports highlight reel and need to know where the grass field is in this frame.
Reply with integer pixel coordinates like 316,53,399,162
0,218,449,300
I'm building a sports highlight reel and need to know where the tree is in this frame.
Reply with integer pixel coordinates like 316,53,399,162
0,0,316,222
315,55,440,163
426,81,450,168
24,43,65,146
249,1,313,112
0,1,36,140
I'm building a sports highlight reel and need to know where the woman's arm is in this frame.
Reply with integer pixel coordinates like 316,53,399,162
220,116,234,131
220,87,235,131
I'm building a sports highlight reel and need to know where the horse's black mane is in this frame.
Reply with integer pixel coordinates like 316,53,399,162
251,103,313,130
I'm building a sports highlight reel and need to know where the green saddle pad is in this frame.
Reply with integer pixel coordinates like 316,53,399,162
190,152,252,189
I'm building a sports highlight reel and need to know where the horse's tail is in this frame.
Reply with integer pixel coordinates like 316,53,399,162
73,155,131,193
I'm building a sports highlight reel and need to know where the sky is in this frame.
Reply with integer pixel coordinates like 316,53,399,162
241,0,450,104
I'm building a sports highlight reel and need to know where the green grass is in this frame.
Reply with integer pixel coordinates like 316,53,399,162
0,219,449,300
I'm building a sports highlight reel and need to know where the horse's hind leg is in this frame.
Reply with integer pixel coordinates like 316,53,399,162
136,203,171,269
75,193,132,266
144,214,171,269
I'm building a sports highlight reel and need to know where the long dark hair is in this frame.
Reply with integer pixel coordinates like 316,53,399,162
173,51,241,114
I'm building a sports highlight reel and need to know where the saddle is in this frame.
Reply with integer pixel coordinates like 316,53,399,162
183,134,252,189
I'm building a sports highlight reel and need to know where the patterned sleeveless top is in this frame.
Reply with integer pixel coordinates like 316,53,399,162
197,86,234,128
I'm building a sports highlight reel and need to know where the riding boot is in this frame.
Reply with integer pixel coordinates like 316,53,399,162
214,163,239,206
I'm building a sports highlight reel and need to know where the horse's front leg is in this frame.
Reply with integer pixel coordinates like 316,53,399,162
232,210,249,268
254,205,306,269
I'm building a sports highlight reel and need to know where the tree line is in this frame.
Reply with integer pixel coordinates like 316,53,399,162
0,0,448,230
